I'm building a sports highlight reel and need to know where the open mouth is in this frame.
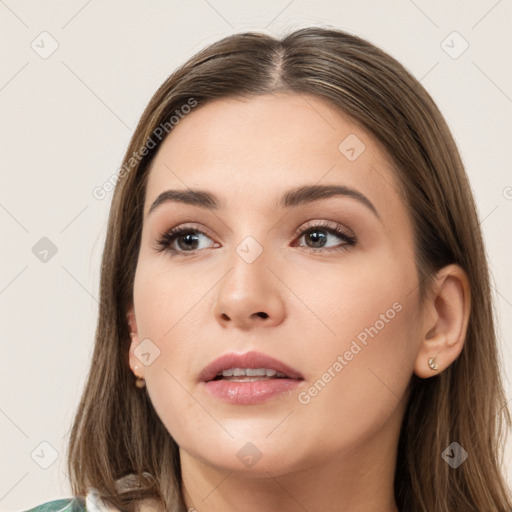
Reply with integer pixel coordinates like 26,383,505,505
204,370,303,404
199,351,304,384
210,368,291,383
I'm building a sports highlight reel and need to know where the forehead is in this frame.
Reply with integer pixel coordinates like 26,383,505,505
143,93,403,218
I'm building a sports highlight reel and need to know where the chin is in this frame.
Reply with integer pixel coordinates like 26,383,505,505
180,433,304,473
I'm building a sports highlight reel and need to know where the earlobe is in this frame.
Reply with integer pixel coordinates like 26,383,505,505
413,264,471,379
126,307,143,377
127,307,138,339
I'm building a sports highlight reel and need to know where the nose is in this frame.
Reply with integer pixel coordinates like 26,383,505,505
212,250,286,331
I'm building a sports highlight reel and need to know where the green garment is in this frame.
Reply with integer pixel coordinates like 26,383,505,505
23,497,87,512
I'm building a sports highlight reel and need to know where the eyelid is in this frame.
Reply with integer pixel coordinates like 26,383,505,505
166,222,214,239
294,219,356,239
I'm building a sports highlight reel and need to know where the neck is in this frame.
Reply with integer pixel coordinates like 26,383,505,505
180,408,402,512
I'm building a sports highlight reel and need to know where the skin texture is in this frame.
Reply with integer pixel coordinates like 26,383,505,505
127,93,470,512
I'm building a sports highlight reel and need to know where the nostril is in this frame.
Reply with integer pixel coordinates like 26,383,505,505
256,312,268,319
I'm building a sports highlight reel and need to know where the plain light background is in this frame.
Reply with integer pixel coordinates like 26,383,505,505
1,1,511,510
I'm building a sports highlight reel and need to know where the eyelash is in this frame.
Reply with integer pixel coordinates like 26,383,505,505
154,220,357,256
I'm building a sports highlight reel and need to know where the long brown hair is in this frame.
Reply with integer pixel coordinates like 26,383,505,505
68,27,512,511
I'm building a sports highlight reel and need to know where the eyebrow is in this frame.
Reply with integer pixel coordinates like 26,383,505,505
147,184,380,219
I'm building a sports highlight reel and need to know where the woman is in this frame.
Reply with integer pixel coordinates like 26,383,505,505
26,27,512,511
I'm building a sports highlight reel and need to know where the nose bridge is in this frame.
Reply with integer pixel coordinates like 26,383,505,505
222,233,271,305
212,230,286,329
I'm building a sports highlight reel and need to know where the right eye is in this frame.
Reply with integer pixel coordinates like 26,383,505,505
155,225,219,255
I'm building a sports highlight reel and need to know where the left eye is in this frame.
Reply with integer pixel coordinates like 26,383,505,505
295,224,356,250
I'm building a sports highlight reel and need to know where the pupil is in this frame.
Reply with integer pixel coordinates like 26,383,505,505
179,233,199,250
308,230,326,248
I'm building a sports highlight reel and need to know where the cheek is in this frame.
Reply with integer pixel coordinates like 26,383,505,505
294,310,416,455
132,261,227,443
287,255,417,363
286,258,420,431
133,257,213,346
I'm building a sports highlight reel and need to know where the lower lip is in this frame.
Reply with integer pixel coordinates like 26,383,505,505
203,378,303,405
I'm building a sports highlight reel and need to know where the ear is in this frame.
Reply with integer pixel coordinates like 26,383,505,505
126,305,144,378
414,264,471,378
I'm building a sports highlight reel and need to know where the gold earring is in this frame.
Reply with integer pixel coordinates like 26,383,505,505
428,357,438,371
133,365,146,389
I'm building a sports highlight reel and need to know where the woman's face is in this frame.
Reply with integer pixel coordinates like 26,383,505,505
130,93,425,476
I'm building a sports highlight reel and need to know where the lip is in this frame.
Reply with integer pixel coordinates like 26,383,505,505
203,378,303,405
198,350,304,383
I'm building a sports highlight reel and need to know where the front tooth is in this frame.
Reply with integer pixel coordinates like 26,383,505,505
245,368,267,377
221,368,286,378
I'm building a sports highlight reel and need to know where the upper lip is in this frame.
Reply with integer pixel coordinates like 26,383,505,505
199,351,304,382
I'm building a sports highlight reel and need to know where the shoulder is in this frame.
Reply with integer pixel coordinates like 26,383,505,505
22,490,120,512
22,485,161,512
22,497,86,512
